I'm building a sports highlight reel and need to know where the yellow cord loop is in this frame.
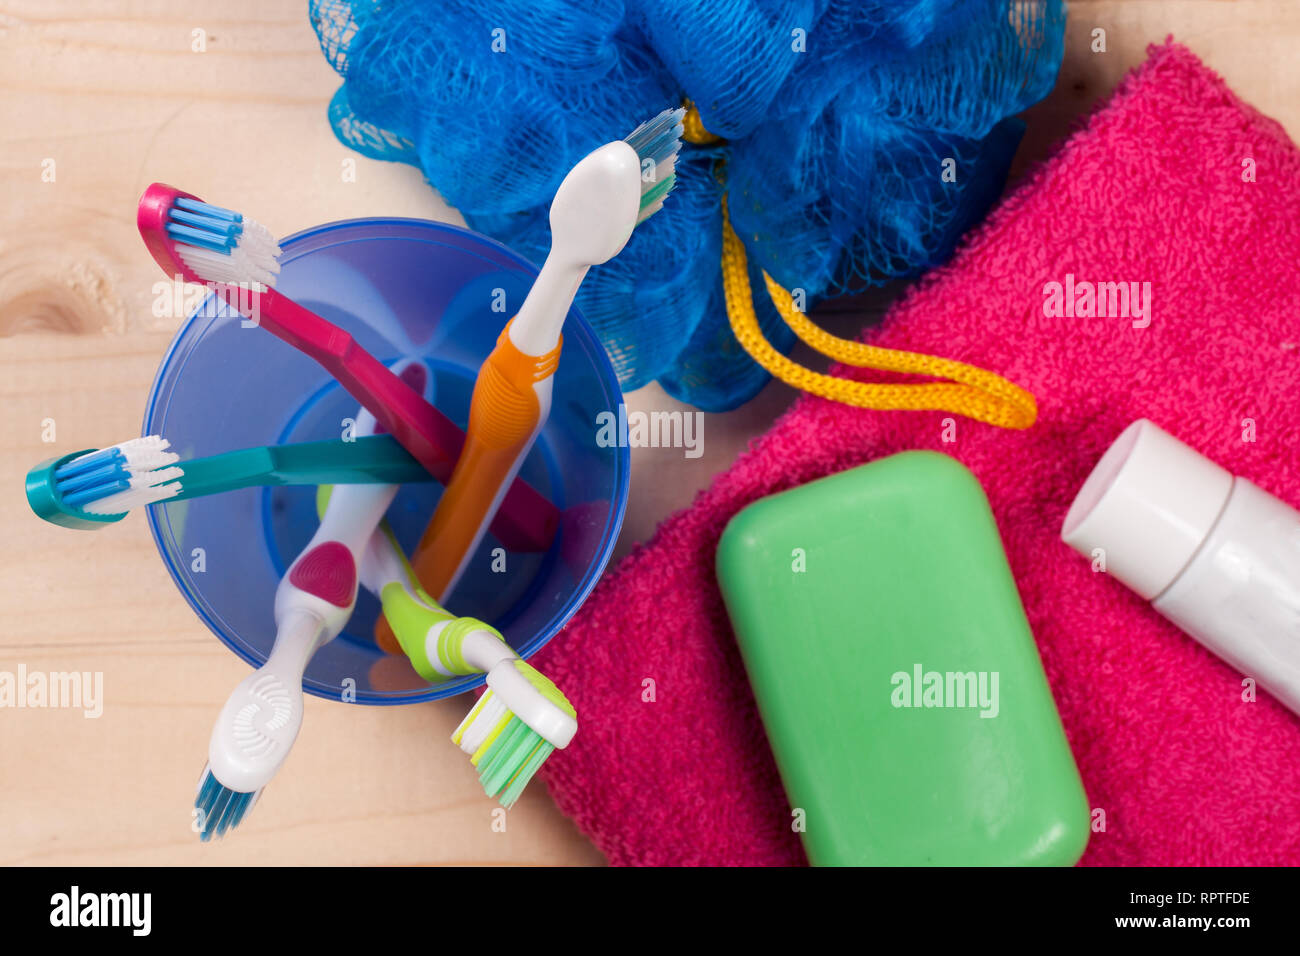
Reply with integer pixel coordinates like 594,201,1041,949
683,103,1036,429
721,201,1037,429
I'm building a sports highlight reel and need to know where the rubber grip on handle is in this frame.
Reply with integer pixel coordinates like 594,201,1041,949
288,541,357,608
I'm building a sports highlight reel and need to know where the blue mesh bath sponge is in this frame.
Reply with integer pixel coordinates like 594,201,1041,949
310,0,1065,411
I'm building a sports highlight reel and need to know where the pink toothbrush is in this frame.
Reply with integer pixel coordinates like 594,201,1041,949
136,182,557,553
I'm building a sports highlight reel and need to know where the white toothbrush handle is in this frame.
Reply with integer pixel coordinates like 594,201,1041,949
209,358,427,794
508,256,588,356
208,484,396,795
207,607,329,793
508,139,642,355
359,523,412,597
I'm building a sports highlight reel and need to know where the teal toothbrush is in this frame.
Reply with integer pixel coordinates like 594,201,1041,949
27,432,433,530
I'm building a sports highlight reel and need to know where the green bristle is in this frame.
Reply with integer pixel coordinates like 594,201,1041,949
640,172,676,210
477,716,556,808
478,718,534,791
499,739,554,808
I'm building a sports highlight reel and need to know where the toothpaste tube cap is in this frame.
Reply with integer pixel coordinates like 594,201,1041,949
1061,419,1233,600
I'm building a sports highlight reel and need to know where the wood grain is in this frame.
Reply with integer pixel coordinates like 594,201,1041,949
2,0,1298,865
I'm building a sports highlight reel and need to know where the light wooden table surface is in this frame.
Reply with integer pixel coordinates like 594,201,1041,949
2,1,1297,865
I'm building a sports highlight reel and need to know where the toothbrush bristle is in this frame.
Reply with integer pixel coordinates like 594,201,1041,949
452,662,576,808
195,763,261,842
636,171,677,225
167,197,281,289
54,435,184,514
625,107,685,224
451,689,507,754
81,469,183,515
452,690,557,809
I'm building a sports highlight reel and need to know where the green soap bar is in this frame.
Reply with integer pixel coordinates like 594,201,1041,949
716,451,1090,866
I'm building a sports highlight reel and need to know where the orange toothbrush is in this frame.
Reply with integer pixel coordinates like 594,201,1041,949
374,109,683,650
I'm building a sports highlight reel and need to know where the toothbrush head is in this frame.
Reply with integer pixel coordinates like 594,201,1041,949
137,182,281,289
26,436,183,529
198,638,313,841
451,659,577,808
545,108,684,268
548,141,644,267
624,107,685,225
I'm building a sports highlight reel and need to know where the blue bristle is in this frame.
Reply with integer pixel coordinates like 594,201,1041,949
166,197,246,254
168,207,241,238
176,196,242,223
195,767,258,842
208,787,235,838
53,450,131,507
165,222,236,253
54,446,122,479
624,108,684,166
224,793,253,832
62,477,132,507
57,461,126,494
166,197,244,252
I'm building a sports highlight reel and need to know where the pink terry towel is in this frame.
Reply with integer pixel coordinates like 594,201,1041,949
532,40,1300,866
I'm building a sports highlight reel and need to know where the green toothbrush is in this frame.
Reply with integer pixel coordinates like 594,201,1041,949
317,486,577,808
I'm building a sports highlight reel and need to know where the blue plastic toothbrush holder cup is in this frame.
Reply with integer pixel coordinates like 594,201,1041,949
144,217,628,704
